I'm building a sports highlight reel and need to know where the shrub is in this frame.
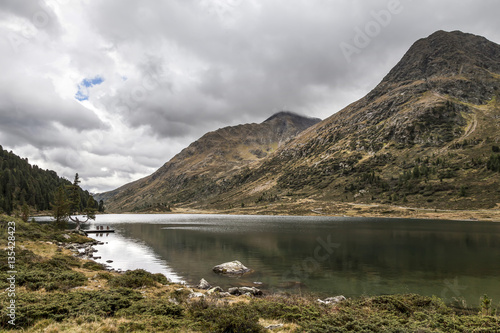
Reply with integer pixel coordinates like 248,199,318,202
0,289,142,328
83,261,107,271
0,250,86,291
108,269,168,289
188,301,264,333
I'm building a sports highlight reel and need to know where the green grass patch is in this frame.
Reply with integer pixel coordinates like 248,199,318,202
108,269,169,289
0,288,143,329
0,249,86,291
82,260,107,271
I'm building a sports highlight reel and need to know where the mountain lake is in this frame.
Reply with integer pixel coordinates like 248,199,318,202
37,214,500,307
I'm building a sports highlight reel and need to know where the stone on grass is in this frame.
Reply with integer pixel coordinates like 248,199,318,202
207,286,223,294
197,278,211,290
317,295,346,305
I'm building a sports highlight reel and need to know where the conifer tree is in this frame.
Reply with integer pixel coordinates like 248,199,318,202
52,186,70,229
66,173,96,230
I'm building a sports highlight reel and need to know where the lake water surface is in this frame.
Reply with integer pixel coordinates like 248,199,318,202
59,214,500,306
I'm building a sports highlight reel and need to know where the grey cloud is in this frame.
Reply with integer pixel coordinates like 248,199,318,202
0,0,61,36
0,80,106,150
2,0,500,192
89,0,500,142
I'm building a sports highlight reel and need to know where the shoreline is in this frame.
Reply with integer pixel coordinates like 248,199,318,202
91,205,500,223
33,200,500,223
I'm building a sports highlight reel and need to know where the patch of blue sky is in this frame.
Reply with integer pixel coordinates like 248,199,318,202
75,75,104,101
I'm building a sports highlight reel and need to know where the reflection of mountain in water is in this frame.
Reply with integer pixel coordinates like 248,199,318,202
116,217,500,302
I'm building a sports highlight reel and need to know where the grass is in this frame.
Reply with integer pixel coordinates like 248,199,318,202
1,215,500,332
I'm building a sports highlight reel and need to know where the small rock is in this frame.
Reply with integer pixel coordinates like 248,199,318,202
266,324,284,330
213,260,251,276
197,278,212,290
219,292,231,298
62,234,71,240
207,286,223,294
188,292,205,299
227,286,262,297
317,295,346,305
239,287,263,296
228,287,241,295
106,260,113,263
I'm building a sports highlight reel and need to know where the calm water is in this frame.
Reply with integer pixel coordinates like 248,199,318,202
44,214,500,306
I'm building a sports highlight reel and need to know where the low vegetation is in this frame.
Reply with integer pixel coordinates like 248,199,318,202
1,215,500,332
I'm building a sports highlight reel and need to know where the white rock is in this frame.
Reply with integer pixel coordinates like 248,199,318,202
212,260,251,276
317,295,346,305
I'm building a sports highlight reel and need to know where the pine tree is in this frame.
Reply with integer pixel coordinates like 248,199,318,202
98,199,105,213
65,174,96,230
21,203,30,222
52,186,70,229
68,173,82,214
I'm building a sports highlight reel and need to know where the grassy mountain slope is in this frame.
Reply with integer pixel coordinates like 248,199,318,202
98,112,320,212
192,31,500,212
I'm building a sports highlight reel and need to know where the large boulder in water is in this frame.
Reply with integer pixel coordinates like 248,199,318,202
212,260,251,276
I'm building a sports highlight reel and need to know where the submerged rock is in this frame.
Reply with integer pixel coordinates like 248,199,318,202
212,260,251,276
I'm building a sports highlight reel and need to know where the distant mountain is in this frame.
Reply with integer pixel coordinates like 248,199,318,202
97,112,321,212
0,146,94,214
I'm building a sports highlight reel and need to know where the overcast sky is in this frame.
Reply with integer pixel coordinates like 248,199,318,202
1,0,499,193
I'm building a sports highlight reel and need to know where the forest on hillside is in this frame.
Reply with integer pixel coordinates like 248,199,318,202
0,145,95,215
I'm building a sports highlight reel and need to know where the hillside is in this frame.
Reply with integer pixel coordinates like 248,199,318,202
97,112,320,212
202,30,500,213
100,30,500,215
0,145,94,215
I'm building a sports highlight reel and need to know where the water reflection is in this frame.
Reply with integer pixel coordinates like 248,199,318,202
41,214,500,305
88,230,184,283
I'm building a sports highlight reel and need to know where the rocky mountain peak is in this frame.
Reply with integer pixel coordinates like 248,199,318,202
381,30,500,85
263,111,321,128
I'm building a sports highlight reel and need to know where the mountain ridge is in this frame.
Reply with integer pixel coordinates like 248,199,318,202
100,30,500,214
97,111,321,212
